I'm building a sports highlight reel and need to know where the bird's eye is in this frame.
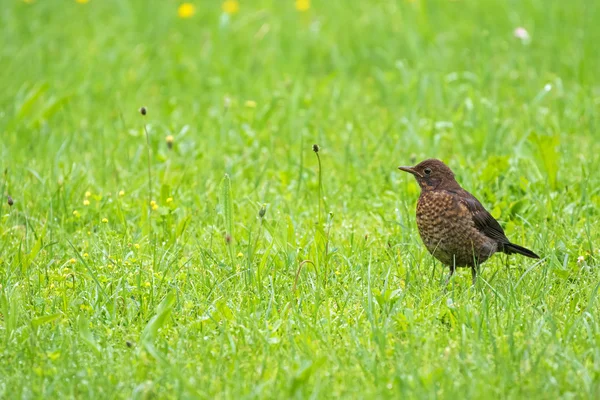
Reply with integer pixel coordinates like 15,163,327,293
423,168,432,175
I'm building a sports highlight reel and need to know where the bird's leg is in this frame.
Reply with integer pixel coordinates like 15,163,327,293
469,246,480,286
444,265,455,286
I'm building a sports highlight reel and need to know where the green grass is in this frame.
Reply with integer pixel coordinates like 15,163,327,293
1,0,600,398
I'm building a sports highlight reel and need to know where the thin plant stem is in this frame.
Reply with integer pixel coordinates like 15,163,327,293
143,123,152,210
315,150,322,224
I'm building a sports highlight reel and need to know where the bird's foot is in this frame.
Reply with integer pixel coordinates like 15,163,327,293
471,267,477,286
444,273,454,287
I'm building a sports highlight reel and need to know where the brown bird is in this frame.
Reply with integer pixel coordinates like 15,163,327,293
398,159,539,284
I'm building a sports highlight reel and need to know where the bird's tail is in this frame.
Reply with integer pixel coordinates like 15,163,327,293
502,242,540,259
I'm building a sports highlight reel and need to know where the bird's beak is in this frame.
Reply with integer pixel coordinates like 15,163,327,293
398,166,422,177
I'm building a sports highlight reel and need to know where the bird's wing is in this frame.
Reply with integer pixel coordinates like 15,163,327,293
455,191,510,243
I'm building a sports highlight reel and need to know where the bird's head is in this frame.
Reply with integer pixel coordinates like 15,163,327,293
398,159,457,190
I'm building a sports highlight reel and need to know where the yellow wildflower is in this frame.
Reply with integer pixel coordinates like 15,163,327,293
166,135,174,149
119,190,125,197
177,3,196,18
222,0,239,14
144,282,151,287
85,191,91,198
134,243,140,249
150,200,159,211
295,0,310,12
244,100,257,108
69,258,77,265
83,199,90,206
166,197,173,204
73,210,80,218
237,252,244,258
101,218,108,223
76,0,89,3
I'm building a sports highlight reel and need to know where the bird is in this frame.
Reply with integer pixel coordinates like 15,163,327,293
398,158,539,285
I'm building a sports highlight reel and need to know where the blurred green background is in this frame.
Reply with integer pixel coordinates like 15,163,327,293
1,0,599,398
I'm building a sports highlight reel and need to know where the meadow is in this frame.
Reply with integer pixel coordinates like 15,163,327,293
1,0,600,398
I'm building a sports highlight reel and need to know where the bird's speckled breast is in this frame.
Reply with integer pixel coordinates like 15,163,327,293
416,190,497,267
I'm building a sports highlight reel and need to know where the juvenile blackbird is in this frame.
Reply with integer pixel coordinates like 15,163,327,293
399,159,539,284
